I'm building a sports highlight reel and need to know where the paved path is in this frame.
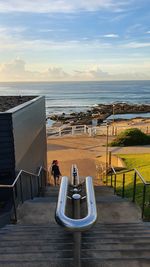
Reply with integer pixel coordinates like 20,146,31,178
47,135,150,182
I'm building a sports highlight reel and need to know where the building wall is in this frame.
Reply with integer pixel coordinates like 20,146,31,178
11,96,47,174
0,113,15,182
0,96,47,202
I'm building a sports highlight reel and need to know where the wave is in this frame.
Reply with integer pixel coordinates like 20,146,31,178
46,104,93,108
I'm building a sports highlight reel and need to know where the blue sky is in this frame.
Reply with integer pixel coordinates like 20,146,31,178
0,0,150,81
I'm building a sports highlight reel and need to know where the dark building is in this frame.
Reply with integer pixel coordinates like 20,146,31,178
0,96,47,200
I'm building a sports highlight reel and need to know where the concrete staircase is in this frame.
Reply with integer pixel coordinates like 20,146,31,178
0,186,150,267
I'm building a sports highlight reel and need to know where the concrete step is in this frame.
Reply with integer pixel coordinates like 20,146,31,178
96,195,130,202
0,240,73,246
82,239,150,244
0,259,72,267
0,259,150,267
81,259,150,267
0,251,73,261
0,243,73,253
81,249,150,259
83,232,150,238
83,230,150,236
82,242,150,250
94,186,114,196
44,186,59,197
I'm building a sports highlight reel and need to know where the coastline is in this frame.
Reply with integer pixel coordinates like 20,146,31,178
47,102,150,126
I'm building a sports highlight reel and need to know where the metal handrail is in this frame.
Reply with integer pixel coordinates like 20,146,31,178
71,164,80,186
0,167,47,188
0,166,47,222
134,168,150,185
110,166,150,185
55,176,97,231
108,165,150,218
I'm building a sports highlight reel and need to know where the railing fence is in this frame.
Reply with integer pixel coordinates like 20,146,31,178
0,167,47,222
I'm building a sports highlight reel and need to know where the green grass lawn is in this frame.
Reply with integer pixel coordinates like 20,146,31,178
119,153,150,180
108,153,150,220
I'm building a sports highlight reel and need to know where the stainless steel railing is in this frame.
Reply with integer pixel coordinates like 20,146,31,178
71,164,80,186
55,175,97,231
55,174,97,267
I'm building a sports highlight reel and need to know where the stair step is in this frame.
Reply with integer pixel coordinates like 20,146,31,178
82,242,150,250
0,251,73,260
82,237,150,243
81,249,150,259
83,233,150,238
0,244,73,252
0,259,72,267
0,240,73,246
81,259,150,267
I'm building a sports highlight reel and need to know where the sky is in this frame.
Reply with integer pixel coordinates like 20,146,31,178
0,0,150,81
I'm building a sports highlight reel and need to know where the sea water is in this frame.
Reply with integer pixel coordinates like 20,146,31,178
0,80,149,117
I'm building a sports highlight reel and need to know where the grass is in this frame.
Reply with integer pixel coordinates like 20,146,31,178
107,153,150,220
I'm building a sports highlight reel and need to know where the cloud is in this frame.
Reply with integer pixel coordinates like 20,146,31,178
0,59,150,82
0,0,131,13
0,59,69,81
103,34,119,38
123,42,150,48
74,67,109,80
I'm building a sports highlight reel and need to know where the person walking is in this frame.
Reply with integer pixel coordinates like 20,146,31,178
51,160,61,186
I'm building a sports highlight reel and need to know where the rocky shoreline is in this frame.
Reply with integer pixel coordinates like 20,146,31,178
48,103,150,126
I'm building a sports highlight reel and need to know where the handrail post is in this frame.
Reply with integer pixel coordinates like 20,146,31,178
122,173,125,198
142,185,146,219
132,172,137,202
73,167,77,186
114,174,116,194
72,193,81,267
30,175,33,200
12,187,17,222
37,175,40,196
110,170,113,187
20,174,24,203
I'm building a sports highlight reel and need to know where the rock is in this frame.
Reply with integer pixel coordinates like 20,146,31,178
47,103,150,126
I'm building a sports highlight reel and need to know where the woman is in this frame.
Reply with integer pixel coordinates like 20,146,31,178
51,160,61,186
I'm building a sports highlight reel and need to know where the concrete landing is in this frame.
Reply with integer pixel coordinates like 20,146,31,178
95,186,142,223
17,185,142,226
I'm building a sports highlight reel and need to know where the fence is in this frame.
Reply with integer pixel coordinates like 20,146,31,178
101,166,150,220
47,124,150,138
0,167,47,222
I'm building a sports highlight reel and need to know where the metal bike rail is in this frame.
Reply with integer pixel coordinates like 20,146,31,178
55,176,97,231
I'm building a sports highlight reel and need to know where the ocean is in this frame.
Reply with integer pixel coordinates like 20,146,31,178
0,80,150,117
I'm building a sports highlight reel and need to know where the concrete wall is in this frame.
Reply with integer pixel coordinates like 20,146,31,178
0,113,15,182
11,96,47,174
0,96,47,184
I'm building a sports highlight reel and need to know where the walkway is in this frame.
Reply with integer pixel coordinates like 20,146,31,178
47,135,150,183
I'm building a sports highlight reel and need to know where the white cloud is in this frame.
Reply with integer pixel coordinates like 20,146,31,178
0,59,69,81
0,0,131,13
0,59,149,81
146,31,150,34
103,34,119,38
123,42,150,48
73,66,109,80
